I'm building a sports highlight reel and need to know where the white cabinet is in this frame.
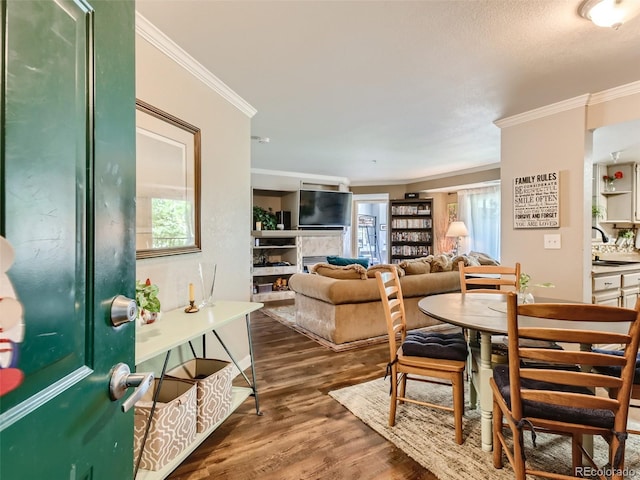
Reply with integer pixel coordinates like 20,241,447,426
592,269,640,307
592,273,621,306
621,271,640,308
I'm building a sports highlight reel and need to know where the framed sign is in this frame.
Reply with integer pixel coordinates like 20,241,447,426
513,171,559,229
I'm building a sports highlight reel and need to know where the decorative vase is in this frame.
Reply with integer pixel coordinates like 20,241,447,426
518,291,534,304
605,182,615,192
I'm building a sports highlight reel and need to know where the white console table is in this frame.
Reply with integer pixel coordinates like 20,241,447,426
134,300,263,480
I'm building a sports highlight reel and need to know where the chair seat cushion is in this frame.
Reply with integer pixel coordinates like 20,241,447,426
401,331,468,361
493,364,615,429
591,348,640,384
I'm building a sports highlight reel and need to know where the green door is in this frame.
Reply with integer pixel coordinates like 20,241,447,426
1,0,137,478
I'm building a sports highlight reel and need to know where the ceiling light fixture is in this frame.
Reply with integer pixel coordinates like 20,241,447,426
251,135,270,144
578,0,640,29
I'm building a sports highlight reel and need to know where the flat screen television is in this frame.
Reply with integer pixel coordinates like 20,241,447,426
298,189,352,228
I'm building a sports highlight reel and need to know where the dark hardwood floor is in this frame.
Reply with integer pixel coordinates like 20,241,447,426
168,307,438,480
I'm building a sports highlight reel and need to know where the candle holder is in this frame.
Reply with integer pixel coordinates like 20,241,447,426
184,300,199,313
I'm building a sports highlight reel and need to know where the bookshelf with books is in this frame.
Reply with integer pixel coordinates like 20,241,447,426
389,198,434,264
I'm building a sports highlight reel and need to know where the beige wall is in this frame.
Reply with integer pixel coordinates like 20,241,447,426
499,105,589,302
135,34,253,370
351,184,408,199
499,87,640,302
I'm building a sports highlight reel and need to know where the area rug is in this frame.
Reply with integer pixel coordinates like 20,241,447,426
329,378,640,479
261,304,454,352
260,304,389,352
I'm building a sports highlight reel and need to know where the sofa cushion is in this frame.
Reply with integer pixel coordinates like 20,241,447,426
327,255,369,268
366,263,405,278
399,256,433,275
400,271,460,298
288,270,461,305
310,262,368,280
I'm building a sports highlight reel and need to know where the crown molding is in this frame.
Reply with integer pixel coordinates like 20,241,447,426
494,94,590,129
350,163,501,187
135,12,257,118
251,168,351,187
589,80,640,105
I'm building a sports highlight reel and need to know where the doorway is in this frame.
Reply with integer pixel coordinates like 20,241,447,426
352,194,389,265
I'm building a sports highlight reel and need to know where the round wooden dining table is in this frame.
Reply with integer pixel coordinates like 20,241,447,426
417,292,622,452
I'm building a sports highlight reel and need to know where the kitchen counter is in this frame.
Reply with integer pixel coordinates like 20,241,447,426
591,253,640,275
592,262,640,274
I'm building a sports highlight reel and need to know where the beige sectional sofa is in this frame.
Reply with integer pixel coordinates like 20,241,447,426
288,255,469,346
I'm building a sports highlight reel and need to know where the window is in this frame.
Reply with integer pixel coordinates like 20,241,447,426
458,185,500,260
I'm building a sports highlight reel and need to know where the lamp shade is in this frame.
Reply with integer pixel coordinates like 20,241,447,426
446,221,469,238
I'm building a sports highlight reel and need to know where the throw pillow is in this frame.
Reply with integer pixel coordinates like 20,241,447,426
430,254,453,272
326,255,369,268
469,251,500,266
310,262,368,280
452,254,481,269
366,263,405,278
398,257,432,275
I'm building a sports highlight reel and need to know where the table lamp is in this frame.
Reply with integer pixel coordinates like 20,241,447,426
445,221,469,255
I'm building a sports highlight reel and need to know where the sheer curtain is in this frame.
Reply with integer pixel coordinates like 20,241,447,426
457,185,501,261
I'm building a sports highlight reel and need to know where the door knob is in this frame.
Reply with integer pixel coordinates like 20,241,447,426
111,295,138,327
109,363,154,412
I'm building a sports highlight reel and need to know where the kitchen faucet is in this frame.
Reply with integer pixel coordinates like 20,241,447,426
592,226,609,243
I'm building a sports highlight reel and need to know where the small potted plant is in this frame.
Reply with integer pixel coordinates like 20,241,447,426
253,206,277,230
135,278,161,324
592,204,605,220
518,273,554,304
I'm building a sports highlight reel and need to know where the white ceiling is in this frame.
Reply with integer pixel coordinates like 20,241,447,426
136,0,640,185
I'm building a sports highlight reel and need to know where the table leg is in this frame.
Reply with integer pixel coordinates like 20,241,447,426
479,331,494,452
211,313,262,415
467,328,478,409
579,342,594,461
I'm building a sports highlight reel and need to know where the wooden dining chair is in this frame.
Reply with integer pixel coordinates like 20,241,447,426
490,293,640,480
458,261,521,294
591,297,640,435
375,269,468,444
591,347,640,435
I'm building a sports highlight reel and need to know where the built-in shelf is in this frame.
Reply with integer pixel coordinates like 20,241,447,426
601,190,632,195
253,265,297,276
252,290,296,303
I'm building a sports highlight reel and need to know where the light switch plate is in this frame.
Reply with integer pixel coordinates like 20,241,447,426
544,234,561,249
